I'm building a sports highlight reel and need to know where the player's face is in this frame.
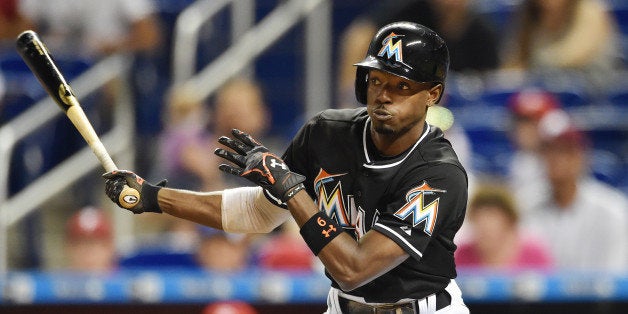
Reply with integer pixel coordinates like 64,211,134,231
366,70,440,137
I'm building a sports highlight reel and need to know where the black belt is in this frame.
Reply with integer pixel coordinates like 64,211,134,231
337,289,451,314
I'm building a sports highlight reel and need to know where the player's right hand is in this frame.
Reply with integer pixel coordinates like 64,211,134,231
214,129,305,203
102,170,167,214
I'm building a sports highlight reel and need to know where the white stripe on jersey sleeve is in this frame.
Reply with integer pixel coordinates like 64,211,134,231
374,222,423,259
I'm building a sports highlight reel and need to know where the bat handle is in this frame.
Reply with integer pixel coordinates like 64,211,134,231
95,140,140,210
103,162,141,210
97,147,141,210
94,147,140,209
102,160,140,210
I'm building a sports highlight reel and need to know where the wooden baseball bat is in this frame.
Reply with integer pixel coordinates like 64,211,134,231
15,30,140,209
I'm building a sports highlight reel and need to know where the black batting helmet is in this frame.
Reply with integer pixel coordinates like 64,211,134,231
354,21,449,104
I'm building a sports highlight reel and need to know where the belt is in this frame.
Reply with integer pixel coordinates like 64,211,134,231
337,289,451,314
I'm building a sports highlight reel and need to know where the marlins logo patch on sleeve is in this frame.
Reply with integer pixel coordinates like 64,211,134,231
394,181,446,236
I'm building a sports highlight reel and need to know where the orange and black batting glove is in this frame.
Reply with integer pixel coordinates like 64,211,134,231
102,170,167,214
214,129,306,203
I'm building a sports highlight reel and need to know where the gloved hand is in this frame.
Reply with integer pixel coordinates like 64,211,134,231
214,129,306,203
102,170,167,214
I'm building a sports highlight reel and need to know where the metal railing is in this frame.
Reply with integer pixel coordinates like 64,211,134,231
172,0,255,84
0,54,135,273
173,0,331,117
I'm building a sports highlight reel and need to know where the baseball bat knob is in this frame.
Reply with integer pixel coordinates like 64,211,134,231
119,185,140,209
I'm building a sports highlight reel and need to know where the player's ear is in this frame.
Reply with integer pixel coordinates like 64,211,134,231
426,83,442,107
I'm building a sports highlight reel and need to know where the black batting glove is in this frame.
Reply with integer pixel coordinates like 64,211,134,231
214,129,306,203
102,170,167,214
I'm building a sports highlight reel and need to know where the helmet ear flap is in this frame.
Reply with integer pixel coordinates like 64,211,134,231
354,67,369,105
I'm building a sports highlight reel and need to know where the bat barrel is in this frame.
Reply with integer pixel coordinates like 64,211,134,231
16,30,74,113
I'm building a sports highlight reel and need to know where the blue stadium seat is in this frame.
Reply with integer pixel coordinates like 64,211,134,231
119,248,197,269
442,93,468,110
586,128,627,189
552,89,591,108
480,90,516,107
8,124,57,195
54,58,92,80
0,93,36,124
442,74,485,109
587,128,627,158
0,53,30,72
1,53,93,124
0,53,46,101
465,127,513,176
474,0,517,37
610,3,628,36
590,149,626,188
531,71,592,108
0,52,92,78
1,53,92,82
608,90,628,107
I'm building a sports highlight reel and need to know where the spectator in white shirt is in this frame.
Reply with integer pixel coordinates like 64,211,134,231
521,110,628,271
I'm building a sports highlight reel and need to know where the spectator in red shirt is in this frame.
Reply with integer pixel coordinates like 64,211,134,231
455,183,553,270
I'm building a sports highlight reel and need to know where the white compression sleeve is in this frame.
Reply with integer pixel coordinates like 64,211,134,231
221,186,291,233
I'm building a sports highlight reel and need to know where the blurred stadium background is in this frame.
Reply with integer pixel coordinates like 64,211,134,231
0,0,627,313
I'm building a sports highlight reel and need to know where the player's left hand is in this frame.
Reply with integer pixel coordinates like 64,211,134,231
102,170,167,214
214,129,306,203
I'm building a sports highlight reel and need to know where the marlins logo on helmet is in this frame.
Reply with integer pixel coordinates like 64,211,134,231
378,32,408,66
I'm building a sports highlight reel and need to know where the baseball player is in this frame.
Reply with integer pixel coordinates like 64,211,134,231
104,21,469,313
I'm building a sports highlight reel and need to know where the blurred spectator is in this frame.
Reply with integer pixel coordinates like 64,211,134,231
255,219,315,271
64,206,117,272
203,301,258,314
337,0,500,108
0,0,32,42
455,183,553,270
210,77,282,187
506,88,560,213
195,226,252,272
428,0,500,72
18,0,161,59
501,0,622,79
154,84,222,191
336,18,374,109
521,110,628,271
211,78,270,141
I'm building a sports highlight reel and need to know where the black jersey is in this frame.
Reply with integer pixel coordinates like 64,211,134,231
282,108,468,303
